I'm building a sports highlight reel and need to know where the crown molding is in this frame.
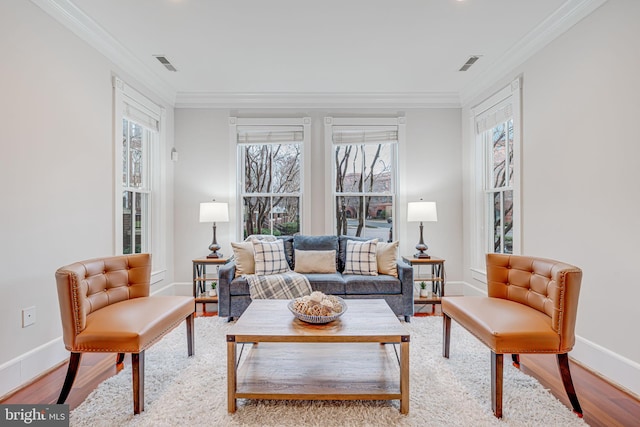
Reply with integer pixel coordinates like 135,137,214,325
459,0,608,106
30,0,177,106
174,92,461,109
31,0,606,110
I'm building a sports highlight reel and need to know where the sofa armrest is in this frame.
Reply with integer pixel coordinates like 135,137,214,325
397,259,414,318
397,260,413,290
218,261,236,317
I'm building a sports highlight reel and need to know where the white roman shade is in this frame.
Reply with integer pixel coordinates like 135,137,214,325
332,126,398,144
237,126,304,144
114,77,161,132
475,99,513,134
123,100,160,132
473,81,519,135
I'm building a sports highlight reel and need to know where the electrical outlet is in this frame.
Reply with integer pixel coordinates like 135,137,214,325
22,306,36,327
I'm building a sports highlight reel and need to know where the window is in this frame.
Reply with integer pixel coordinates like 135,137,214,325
325,118,402,241
121,118,152,254
232,118,310,238
471,79,521,270
485,119,514,253
113,77,165,273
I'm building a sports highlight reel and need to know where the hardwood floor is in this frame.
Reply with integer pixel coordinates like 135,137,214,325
417,306,640,426
2,309,639,426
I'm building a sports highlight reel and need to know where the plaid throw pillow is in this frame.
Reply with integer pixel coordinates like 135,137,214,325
343,239,378,276
252,239,291,275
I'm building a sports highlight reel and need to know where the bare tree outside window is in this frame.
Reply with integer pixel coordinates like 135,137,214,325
334,142,395,241
122,118,150,254
241,143,301,238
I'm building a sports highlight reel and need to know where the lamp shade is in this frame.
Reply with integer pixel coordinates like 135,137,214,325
407,201,438,222
199,202,229,223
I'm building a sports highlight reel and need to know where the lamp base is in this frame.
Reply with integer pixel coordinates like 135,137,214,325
207,251,223,259
414,252,431,259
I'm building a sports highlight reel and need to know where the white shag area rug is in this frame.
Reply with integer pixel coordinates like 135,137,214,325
70,316,588,427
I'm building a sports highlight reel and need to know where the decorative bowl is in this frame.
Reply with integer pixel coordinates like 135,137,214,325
288,296,348,324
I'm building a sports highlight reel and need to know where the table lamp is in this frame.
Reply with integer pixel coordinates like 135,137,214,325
407,200,437,258
199,201,229,258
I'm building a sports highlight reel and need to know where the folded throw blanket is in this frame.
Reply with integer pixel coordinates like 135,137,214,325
246,271,312,300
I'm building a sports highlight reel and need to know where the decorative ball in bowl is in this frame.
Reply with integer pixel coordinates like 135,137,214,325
288,291,347,324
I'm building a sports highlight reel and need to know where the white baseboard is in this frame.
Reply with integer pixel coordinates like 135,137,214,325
571,334,640,399
0,282,189,399
0,337,68,399
460,281,487,297
460,281,640,398
172,282,194,297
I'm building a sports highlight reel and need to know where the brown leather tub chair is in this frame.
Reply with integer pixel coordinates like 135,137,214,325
442,253,583,418
55,253,195,414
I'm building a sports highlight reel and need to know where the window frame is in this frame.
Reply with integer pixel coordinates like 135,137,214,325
324,117,404,239
230,117,311,240
113,77,166,282
470,78,522,279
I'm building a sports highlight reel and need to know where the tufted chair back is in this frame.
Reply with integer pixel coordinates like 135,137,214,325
486,253,582,353
55,253,151,351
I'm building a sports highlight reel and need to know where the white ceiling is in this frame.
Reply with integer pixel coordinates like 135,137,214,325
34,0,605,107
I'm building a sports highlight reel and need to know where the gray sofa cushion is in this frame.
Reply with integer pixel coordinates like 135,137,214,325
278,235,294,269
302,273,346,294
343,274,401,295
294,235,338,251
229,271,347,296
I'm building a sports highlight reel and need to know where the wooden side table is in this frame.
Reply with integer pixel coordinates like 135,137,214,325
401,256,446,312
192,257,229,314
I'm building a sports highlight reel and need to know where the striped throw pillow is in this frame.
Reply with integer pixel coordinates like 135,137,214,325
343,239,378,276
252,239,291,275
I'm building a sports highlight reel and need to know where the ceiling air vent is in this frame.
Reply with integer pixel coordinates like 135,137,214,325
153,55,177,72
459,55,480,71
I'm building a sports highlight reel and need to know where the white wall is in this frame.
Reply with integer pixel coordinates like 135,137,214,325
0,0,175,397
462,0,640,396
173,110,462,285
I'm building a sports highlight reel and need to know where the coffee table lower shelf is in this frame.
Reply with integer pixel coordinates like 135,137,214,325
230,342,402,405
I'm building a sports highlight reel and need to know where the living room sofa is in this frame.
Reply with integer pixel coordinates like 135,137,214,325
218,235,414,321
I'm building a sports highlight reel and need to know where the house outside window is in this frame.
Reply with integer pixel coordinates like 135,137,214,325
471,78,522,274
325,117,403,241
232,118,311,239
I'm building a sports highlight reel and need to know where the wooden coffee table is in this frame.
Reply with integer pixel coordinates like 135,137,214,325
226,299,410,414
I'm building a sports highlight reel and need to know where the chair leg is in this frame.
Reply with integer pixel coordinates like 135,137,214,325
116,353,125,365
186,313,195,357
557,353,583,417
132,351,145,414
57,352,82,404
442,313,451,358
491,352,503,418
404,315,411,323
512,353,520,368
